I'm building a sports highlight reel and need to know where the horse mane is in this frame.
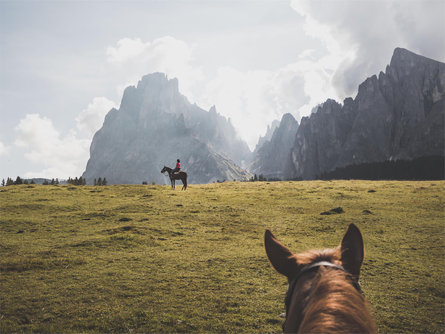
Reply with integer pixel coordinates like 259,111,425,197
295,248,341,266
293,248,376,333
299,269,375,333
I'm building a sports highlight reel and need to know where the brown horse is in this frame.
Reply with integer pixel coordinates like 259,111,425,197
264,224,376,333
161,166,188,190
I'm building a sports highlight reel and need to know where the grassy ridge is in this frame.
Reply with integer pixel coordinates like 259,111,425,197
0,181,444,333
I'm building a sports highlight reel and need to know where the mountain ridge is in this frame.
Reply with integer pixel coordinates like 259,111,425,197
286,47,444,180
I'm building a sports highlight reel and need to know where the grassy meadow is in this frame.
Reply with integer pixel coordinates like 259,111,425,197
0,180,444,333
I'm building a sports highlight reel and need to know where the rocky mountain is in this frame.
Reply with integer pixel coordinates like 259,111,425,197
254,119,280,151
82,73,252,184
286,48,445,180
249,113,299,180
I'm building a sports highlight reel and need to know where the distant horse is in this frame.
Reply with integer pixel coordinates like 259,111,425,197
161,166,188,190
264,224,376,333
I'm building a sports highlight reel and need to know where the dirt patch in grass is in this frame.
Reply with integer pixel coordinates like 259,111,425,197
320,207,344,215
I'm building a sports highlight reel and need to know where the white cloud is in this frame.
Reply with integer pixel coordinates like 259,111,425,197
15,114,90,179
290,0,445,97
76,97,117,139
106,37,148,63
106,36,204,99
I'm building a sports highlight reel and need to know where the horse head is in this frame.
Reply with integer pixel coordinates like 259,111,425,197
161,166,168,174
264,224,376,333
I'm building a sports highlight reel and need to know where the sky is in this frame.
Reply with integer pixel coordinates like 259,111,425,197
1,0,444,180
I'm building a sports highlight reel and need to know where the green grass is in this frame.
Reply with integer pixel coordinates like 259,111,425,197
0,181,444,333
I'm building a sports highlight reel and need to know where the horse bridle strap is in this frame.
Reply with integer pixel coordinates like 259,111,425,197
284,261,363,318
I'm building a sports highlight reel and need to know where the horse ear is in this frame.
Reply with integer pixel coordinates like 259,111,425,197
340,224,364,278
264,229,299,279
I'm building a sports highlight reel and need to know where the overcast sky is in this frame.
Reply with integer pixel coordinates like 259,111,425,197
1,0,444,180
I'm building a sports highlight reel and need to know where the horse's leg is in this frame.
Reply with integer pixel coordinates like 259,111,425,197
170,177,174,190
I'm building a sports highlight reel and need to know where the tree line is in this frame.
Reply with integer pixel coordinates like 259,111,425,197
1,176,108,186
2,176,38,186
66,177,107,185
249,174,281,182
319,155,444,180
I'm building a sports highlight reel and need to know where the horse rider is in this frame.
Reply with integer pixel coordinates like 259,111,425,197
173,159,181,174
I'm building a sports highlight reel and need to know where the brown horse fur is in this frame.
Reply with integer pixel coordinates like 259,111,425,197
264,224,376,333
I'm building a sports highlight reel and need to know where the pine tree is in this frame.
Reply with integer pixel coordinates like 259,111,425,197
6,177,14,186
97,177,102,186
94,178,97,186
1,179,4,186
15,176,23,185
102,177,107,186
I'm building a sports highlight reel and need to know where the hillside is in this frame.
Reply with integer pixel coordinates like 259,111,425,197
1,181,444,333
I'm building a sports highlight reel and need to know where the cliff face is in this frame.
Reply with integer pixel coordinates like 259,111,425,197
287,48,445,180
249,113,299,179
254,119,280,152
82,73,252,184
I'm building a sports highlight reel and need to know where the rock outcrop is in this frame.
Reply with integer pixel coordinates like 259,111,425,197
287,48,445,179
82,73,252,184
254,119,280,151
249,113,299,179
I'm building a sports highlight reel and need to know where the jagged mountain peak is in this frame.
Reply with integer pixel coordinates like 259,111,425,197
137,72,179,93
387,47,445,83
392,47,419,60
280,112,296,124
249,112,299,180
390,47,437,67
273,113,298,136
255,119,280,150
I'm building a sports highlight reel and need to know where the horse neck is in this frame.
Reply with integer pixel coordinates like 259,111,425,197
286,269,376,333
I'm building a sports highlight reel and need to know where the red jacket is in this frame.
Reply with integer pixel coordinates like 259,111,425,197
176,162,181,169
